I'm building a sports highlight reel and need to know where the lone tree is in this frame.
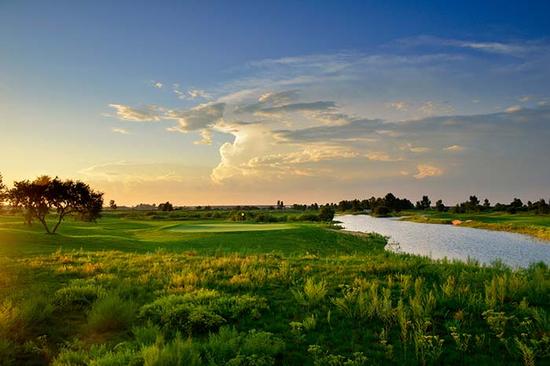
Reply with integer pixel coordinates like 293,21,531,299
8,176,104,234
109,199,117,210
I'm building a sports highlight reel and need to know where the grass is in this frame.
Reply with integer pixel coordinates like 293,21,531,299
399,211,550,241
0,211,548,365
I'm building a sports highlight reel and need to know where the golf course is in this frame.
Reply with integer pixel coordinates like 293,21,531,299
0,210,548,365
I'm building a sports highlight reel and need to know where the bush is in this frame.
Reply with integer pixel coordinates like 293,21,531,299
87,294,137,333
54,283,106,309
372,206,391,217
319,206,335,222
203,327,285,366
0,338,15,365
141,335,201,366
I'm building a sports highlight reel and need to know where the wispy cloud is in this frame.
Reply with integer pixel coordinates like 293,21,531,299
108,104,163,122
413,164,443,179
111,127,130,134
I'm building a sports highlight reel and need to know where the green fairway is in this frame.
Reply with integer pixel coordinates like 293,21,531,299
0,212,548,365
164,222,295,233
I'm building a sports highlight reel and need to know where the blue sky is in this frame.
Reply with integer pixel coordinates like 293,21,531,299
1,1,549,205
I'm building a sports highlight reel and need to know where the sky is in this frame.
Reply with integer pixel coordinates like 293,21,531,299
1,0,549,205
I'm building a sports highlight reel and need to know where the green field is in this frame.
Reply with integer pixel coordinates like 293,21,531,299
0,212,549,365
165,223,295,233
399,211,550,241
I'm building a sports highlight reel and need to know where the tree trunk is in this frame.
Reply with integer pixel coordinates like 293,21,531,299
52,213,65,234
38,217,51,234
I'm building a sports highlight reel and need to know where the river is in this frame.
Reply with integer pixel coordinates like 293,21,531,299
337,214,550,268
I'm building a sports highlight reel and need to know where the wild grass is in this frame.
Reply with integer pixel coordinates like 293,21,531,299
0,213,548,365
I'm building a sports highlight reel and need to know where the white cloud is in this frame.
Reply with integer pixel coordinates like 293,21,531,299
444,144,464,152
152,81,163,89
111,127,130,134
386,101,409,111
413,164,443,179
193,129,213,145
187,89,211,99
165,102,225,131
108,104,163,122
505,105,522,113
365,152,401,162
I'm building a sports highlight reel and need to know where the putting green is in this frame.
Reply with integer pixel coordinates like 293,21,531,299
165,222,295,233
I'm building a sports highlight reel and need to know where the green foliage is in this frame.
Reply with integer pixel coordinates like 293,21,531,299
293,278,328,308
141,335,201,366
87,294,137,333
54,283,106,309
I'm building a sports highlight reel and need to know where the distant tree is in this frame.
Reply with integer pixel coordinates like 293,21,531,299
8,176,103,234
319,205,335,222
435,199,446,212
109,200,117,210
0,173,5,204
467,195,481,211
372,206,391,217
158,201,174,211
276,200,285,210
483,198,491,209
416,195,431,210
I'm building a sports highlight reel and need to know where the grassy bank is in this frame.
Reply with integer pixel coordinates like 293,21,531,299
399,211,550,241
0,213,549,365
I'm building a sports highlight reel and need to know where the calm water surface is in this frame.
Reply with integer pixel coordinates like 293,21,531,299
338,214,550,268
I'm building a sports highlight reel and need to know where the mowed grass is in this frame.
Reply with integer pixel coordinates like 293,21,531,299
0,212,549,365
165,222,295,233
0,214,371,258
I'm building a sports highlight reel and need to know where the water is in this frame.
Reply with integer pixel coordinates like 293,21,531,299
337,214,550,268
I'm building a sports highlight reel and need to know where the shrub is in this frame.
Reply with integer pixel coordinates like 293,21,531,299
87,294,137,333
372,206,391,217
293,278,328,308
203,327,285,366
141,335,201,366
133,323,162,346
0,338,15,365
54,283,106,309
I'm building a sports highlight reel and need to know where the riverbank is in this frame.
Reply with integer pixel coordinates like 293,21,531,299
398,211,550,241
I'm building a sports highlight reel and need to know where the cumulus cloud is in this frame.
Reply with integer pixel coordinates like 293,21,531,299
108,104,163,122
193,129,213,145
165,102,225,132
152,81,163,89
413,164,443,179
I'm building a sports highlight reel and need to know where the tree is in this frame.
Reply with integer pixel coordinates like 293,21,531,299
158,201,174,211
8,176,103,234
435,199,446,212
319,205,335,222
416,195,431,210
109,200,117,210
0,173,5,204
372,206,391,217
483,198,491,209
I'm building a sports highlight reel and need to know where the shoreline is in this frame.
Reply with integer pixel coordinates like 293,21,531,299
397,215,550,242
